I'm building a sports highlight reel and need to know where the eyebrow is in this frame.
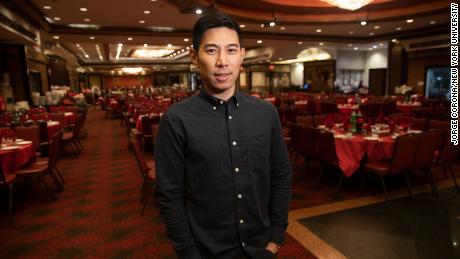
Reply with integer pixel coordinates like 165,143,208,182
203,43,240,48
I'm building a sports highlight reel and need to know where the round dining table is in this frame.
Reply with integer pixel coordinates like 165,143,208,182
0,143,36,174
334,134,395,177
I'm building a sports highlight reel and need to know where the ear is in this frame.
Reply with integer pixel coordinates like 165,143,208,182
190,48,199,67
240,47,245,66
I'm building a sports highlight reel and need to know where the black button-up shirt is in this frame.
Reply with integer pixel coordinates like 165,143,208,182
155,89,292,258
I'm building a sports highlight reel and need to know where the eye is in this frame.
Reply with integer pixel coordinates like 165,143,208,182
205,48,217,54
228,48,238,54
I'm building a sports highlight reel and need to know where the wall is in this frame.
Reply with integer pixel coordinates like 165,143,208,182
104,75,153,89
363,48,388,87
407,48,449,95
27,59,48,94
336,50,365,70
290,63,304,87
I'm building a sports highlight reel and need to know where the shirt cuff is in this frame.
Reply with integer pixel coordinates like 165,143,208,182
176,244,202,259
270,225,286,245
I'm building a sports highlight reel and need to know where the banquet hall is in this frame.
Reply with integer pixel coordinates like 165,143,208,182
0,0,458,258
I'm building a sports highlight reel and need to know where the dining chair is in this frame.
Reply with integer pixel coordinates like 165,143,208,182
411,130,445,197
427,120,449,130
132,138,156,215
410,117,428,131
0,159,16,219
295,115,314,127
14,125,40,153
141,116,160,152
314,128,345,199
362,133,421,205
433,131,459,193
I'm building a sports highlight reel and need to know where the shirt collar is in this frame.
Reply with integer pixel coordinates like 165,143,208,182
198,88,241,108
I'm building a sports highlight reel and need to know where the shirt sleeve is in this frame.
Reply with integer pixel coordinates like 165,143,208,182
268,106,292,245
155,112,201,258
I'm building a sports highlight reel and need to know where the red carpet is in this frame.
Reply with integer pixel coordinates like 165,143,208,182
0,109,316,258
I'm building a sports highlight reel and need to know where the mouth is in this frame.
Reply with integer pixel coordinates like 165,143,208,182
214,73,231,82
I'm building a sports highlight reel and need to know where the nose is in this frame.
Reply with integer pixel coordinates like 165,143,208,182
215,50,228,68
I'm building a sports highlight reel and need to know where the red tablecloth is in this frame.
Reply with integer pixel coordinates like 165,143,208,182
397,102,421,115
136,114,162,133
109,100,120,111
0,143,35,174
335,135,395,177
337,104,359,115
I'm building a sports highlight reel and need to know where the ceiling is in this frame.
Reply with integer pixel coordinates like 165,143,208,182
0,0,451,71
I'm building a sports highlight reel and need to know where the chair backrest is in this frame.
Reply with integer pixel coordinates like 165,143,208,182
49,113,66,127
412,130,445,169
48,131,63,167
72,114,83,138
410,117,427,131
313,114,327,127
427,120,449,130
314,128,338,166
152,123,159,147
132,138,148,178
14,125,40,151
37,121,49,143
142,116,159,136
437,130,459,164
388,133,421,174
299,125,319,158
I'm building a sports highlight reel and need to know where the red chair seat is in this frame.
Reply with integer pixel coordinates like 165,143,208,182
15,163,48,175
364,161,390,173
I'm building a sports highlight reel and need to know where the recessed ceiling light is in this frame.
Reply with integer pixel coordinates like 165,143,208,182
186,47,190,50
297,41,303,45
184,38,189,42
54,17,61,21
392,38,398,42
151,0,157,1
354,47,358,50
139,20,145,24
84,18,91,22
349,31,354,34
360,21,367,26
195,9,202,14
278,58,283,60
144,43,148,47
316,29,322,33
369,47,373,50
319,42,324,46
369,32,374,36
430,20,436,25
80,7,87,12
374,25,380,29
76,44,80,47
269,21,276,27
85,54,89,58
373,45,378,48
167,44,172,48
53,36,59,39
348,43,353,47
406,19,413,23
257,40,263,44
396,27,402,31
144,10,150,14
280,26,285,30
89,36,95,40
118,43,123,47
260,23,265,28
379,43,384,46
128,37,133,41
44,6,52,10
240,24,246,28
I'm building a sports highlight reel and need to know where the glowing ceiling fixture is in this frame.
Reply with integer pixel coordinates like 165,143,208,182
195,9,202,14
132,48,175,58
121,67,144,74
321,0,373,11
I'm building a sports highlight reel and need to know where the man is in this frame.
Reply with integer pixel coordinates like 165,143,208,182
155,13,292,259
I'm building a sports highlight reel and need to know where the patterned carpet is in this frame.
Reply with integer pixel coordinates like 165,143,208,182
0,109,316,259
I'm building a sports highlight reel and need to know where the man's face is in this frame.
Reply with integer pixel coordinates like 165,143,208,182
191,27,245,97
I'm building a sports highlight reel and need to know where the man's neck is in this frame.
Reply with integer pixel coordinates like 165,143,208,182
203,86,236,101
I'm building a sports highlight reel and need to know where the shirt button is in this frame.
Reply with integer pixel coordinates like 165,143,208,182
212,106,216,110
237,103,239,107
238,194,242,199
228,115,232,120
219,100,224,104
240,219,244,224
242,242,245,247
232,141,237,146
234,167,239,172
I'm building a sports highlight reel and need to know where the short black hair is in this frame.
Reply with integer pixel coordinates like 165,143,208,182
192,12,242,52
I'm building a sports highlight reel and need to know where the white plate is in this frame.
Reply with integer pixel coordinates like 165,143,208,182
15,139,24,142
334,134,347,139
364,136,380,141
1,146,19,151
16,141,32,145
407,130,422,134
